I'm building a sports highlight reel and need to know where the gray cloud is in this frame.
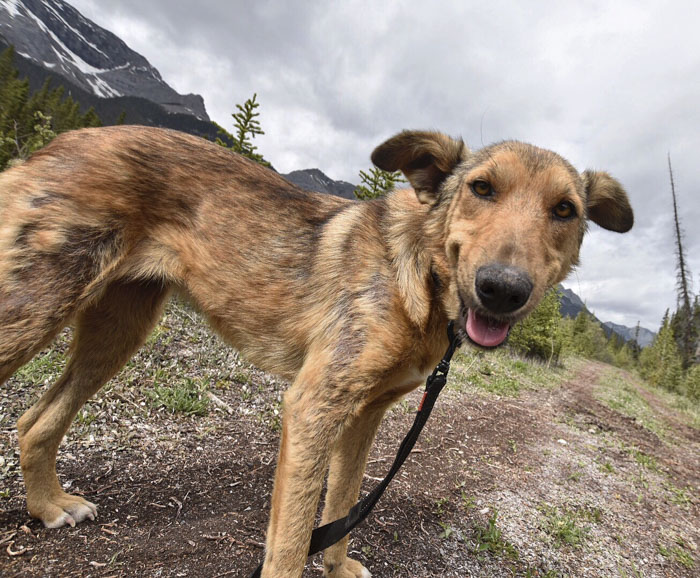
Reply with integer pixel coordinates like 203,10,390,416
71,0,700,331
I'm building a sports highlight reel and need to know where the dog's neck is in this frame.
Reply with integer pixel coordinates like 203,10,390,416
382,189,451,333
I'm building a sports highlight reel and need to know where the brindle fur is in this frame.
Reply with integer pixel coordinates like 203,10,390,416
0,126,633,577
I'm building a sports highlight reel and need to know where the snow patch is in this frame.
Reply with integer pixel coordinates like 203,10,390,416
0,0,21,18
22,4,122,98
43,1,110,60
17,50,36,62
86,73,121,98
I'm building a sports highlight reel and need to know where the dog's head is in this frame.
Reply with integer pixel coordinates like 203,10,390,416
373,130,633,348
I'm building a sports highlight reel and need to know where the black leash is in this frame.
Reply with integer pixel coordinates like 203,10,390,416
249,322,462,578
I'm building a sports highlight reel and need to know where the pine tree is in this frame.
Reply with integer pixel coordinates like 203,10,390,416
0,46,30,168
684,364,700,400
508,287,563,364
566,310,612,363
629,321,642,361
354,167,405,200
640,310,683,392
668,154,696,368
216,93,270,168
81,107,102,128
0,46,103,171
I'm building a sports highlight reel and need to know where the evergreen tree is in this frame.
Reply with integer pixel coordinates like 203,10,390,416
630,321,642,361
683,364,700,400
0,46,103,170
566,310,613,363
216,93,270,167
640,310,683,392
508,287,563,364
668,154,696,368
81,107,102,128
354,167,405,200
0,46,30,168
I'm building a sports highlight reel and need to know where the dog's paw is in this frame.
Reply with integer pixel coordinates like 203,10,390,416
33,492,97,529
324,557,371,578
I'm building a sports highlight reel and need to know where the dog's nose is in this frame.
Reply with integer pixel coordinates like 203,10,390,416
475,264,533,314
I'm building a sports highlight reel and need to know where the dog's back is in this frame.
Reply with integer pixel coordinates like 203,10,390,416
0,126,354,382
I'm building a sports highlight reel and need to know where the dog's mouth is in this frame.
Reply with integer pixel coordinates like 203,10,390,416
457,302,511,349
466,309,510,348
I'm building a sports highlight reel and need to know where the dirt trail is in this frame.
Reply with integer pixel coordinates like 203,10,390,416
1,325,698,577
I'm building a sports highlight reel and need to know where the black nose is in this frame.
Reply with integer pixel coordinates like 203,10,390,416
475,264,533,314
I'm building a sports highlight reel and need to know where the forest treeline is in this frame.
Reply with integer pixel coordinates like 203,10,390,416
508,288,699,400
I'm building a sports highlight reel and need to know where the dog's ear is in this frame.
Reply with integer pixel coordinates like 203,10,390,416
582,170,634,233
371,131,467,205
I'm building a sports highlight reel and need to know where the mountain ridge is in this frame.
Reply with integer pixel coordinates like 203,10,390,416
282,168,357,200
0,0,208,119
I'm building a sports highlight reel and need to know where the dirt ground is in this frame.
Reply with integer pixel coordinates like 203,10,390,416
1,302,698,577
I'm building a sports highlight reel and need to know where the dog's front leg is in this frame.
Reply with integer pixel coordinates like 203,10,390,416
320,403,387,578
262,359,350,577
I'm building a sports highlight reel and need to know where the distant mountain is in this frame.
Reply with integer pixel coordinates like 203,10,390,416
558,286,655,347
558,286,589,319
603,322,655,348
283,168,357,200
0,0,207,119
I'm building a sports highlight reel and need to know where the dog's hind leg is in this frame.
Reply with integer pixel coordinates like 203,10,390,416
16,279,170,528
320,405,387,578
0,286,76,387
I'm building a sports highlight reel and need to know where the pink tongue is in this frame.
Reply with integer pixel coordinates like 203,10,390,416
466,309,510,347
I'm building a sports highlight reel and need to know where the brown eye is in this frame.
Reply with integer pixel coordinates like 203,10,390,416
471,180,493,197
553,200,576,220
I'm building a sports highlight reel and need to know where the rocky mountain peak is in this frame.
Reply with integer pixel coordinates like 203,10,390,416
0,0,208,119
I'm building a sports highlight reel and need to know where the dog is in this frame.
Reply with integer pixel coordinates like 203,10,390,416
0,126,633,577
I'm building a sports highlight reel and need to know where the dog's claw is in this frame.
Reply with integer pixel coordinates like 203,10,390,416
38,494,98,529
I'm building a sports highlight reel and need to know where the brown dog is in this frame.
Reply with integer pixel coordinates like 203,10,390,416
0,126,633,577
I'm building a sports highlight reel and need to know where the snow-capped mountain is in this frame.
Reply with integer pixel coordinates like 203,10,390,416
0,0,208,120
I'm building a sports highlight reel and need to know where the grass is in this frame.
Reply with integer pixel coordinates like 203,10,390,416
449,349,568,398
631,448,659,472
594,369,668,439
538,504,599,549
15,342,67,384
434,496,450,516
664,480,693,507
472,512,519,560
438,521,455,539
658,536,696,569
147,377,210,416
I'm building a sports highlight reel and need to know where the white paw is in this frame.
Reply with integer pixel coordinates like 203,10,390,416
43,499,97,528
44,511,76,529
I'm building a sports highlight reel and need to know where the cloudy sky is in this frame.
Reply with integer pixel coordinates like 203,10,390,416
70,0,699,331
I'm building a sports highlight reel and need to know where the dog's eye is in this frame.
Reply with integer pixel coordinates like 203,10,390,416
471,180,493,197
553,201,576,220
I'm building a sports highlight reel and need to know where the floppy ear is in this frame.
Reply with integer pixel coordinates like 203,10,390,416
582,170,634,233
371,130,467,205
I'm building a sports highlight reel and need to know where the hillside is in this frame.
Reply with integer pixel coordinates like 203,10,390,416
1,302,697,577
